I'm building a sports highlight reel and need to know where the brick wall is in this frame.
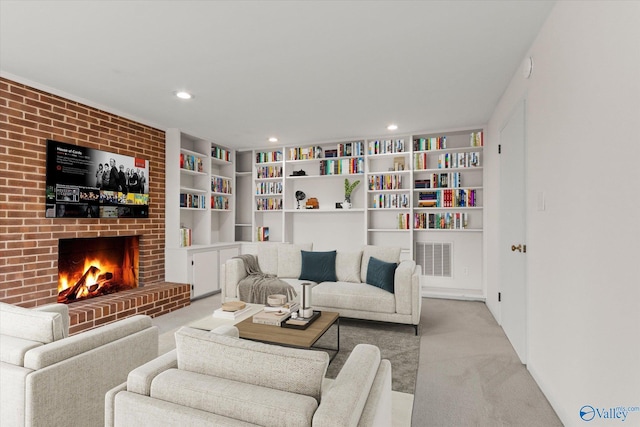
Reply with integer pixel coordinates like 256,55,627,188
0,77,167,308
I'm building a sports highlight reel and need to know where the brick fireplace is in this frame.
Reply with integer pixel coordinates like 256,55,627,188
0,77,190,333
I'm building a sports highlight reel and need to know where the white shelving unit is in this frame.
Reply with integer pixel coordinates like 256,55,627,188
165,129,240,299
231,128,485,297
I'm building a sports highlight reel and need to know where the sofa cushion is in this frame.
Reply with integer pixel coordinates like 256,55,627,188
175,326,329,401
0,302,66,344
257,243,280,276
277,243,312,278
360,246,401,283
366,257,397,293
151,369,318,427
299,250,337,283
336,251,362,283
312,282,396,314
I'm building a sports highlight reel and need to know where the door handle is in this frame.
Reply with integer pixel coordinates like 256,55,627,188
511,244,526,253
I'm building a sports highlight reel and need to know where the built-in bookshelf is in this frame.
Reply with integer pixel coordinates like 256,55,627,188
165,129,240,299
233,129,483,255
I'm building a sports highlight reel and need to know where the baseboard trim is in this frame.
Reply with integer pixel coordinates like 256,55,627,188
421,288,485,302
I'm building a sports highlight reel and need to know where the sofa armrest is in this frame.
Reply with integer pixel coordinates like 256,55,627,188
127,349,178,396
223,258,247,301
105,381,127,427
313,344,381,427
393,260,420,322
33,304,70,338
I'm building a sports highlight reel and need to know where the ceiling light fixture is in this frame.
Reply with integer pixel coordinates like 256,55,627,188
175,91,193,100
387,124,398,131
268,137,278,143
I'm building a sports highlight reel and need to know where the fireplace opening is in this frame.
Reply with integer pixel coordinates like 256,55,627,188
57,236,139,304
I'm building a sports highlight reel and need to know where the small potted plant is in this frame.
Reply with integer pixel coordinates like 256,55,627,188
343,178,360,209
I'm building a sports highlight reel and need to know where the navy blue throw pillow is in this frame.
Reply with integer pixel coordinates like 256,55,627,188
299,250,337,283
366,256,397,293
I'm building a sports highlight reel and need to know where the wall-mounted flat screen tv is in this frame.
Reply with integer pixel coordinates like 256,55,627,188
45,140,149,218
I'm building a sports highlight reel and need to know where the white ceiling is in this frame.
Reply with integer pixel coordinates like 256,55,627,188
0,1,555,150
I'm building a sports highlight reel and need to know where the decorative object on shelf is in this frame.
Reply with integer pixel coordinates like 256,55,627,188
300,282,313,318
295,191,306,209
343,178,361,209
290,169,307,176
305,197,319,209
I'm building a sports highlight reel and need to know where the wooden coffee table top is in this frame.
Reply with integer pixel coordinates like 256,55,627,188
236,311,339,349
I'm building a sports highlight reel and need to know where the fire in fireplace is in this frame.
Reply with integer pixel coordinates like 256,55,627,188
57,236,139,303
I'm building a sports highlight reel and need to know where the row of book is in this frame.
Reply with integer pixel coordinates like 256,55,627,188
211,145,232,162
211,177,232,194
417,189,477,208
256,150,283,164
413,153,429,170
397,213,411,229
211,195,230,210
368,139,406,155
288,146,322,160
413,136,447,151
414,212,469,230
256,197,282,211
255,181,283,195
179,227,192,247
256,165,282,179
180,193,207,209
470,131,484,147
319,158,364,175
415,173,462,189
368,174,404,190
336,141,365,157
371,193,410,209
257,226,270,241
437,152,481,169
180,153,204,173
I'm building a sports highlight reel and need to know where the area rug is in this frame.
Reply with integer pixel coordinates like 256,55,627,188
314,318,420,394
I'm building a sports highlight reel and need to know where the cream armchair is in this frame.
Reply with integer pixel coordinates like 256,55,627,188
0,302,158,427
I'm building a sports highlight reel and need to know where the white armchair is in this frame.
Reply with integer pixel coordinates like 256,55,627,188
0,302,158,427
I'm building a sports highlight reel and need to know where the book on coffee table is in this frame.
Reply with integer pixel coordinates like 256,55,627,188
213,304,252,319
252,310,291,326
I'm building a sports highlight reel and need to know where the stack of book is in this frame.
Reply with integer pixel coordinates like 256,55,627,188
213,305,251,319
252,309,291,326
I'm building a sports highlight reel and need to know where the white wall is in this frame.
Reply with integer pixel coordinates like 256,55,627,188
485,2,640,426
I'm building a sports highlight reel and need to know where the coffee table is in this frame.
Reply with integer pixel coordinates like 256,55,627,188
236,311,340,360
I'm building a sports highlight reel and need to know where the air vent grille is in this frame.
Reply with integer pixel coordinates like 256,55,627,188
415,242,452,277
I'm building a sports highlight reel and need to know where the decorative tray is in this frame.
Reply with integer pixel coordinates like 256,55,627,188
281,311,321,330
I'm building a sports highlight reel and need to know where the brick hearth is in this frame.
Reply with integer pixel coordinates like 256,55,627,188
68,282,190,335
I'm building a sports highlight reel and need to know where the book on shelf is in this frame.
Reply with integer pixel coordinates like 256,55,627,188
470,131,484,147
257,226,269,241
179,227,192,247
212,304,253,319
252,310,291,326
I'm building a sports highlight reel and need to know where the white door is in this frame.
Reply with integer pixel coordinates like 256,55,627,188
500,100,527,363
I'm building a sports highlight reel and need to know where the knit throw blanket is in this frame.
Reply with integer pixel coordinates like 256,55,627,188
234,254,297,304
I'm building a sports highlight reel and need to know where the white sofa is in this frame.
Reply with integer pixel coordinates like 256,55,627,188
106,325,392,427
222,244,421,333
0,302,158,427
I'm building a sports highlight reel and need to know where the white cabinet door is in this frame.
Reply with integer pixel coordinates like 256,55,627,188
192,251,219,299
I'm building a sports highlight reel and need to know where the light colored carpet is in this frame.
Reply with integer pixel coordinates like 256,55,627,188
412,298,562,426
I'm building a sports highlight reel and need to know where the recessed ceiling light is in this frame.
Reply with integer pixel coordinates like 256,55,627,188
387,124,398,131
175,91,193,100
268,137,278,143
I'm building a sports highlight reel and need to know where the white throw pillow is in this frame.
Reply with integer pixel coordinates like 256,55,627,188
336,251,362,283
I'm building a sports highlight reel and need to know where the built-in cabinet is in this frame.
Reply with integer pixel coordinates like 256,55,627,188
165,129,240,299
